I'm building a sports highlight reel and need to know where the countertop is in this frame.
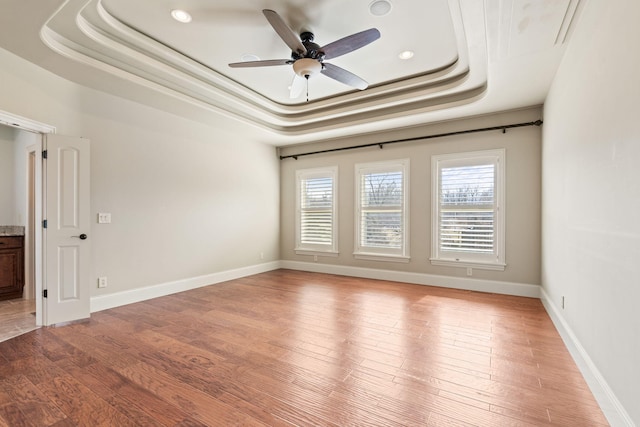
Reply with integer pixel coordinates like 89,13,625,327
0,226,25,236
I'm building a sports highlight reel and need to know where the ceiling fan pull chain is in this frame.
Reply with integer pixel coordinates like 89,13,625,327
306,75,310,102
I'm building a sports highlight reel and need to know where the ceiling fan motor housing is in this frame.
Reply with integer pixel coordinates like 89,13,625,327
291,32,324,61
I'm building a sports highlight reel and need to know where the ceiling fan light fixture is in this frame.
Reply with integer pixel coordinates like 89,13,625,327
293,58,322,78
369,0,392,16
170,9,192,23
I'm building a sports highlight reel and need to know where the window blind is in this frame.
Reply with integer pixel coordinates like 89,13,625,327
360,171,403,249
439,164,495,253
300,176,333,245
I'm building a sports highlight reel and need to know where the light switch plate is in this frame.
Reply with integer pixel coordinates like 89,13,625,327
97,212,111,224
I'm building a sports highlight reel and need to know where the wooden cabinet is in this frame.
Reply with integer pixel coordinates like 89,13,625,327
0,236,24,300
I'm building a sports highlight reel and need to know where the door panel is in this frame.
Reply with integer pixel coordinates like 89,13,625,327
59,147,80,228
44,134,90,325
58,246,79,300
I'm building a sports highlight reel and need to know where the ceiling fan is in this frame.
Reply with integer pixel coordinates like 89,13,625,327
228,9,380,99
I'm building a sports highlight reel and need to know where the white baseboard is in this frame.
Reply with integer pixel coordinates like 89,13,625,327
90,260,540,313
90,261,281,313
540,288,634,427
280,260,540,298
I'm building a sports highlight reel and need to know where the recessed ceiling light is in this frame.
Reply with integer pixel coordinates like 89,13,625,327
240,53,260,62
171,9,192,23
398,50,414,60
369,0,392,16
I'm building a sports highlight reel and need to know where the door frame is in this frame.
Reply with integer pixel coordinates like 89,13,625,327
0,109,56,326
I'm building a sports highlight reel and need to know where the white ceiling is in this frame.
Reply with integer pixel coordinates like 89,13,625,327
0,0,583,146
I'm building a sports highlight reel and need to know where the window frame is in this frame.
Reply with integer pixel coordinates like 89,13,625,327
354,159,410,263
430,149,506,271
295,166,339,257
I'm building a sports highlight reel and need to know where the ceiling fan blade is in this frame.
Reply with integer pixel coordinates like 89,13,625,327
262,9,307,55
321,63,369,90
290,75,306,99
228,59,290,68
321,28,380,60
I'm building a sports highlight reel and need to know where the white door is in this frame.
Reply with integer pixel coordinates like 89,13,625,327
43,134,91,325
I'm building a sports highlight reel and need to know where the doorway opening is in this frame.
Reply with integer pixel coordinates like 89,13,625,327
0,110,55,341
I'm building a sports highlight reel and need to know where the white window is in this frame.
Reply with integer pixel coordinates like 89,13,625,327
295,167,338,256
354,159,409,262
431,149,505,270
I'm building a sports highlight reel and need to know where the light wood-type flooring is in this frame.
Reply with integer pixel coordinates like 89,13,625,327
0,298,37,343
0,270,608,426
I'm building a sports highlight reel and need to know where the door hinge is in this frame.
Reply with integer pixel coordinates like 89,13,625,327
42,150,47,159
43,289,48,298
43,219,47,228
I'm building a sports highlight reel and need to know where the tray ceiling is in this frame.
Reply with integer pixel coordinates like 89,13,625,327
0,0,583,145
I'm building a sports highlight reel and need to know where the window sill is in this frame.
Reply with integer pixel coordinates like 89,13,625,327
429,258,506,271
354,253,410,263
295,249,339,257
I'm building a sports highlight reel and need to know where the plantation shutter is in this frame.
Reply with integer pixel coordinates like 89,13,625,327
360,170,403,249
439,164,495,253
300,175,333,246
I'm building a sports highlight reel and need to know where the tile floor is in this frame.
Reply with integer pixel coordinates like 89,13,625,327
0,298,38,342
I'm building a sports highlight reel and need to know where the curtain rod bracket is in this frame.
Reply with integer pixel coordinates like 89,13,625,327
502,128,506,134
378,144,383,149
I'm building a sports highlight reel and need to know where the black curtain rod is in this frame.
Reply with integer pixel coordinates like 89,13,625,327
280,119,543,160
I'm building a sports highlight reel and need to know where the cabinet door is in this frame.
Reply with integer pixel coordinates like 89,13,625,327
0,248,20,297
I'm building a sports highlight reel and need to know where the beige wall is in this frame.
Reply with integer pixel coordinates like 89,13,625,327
0,125,16,224
280,107,542,286
0,46,281,298
542,0,640,424
0,125,34,226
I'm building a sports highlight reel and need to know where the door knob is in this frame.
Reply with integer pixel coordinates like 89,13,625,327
72,234,88,240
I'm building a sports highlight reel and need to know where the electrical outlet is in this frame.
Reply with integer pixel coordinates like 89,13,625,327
260,252,264,260
466,267,473,276
98,277,108,288
561,296,565,309
313,255,318,262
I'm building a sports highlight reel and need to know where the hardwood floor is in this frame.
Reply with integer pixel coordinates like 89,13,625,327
0,270,608,426
0,298,37,343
